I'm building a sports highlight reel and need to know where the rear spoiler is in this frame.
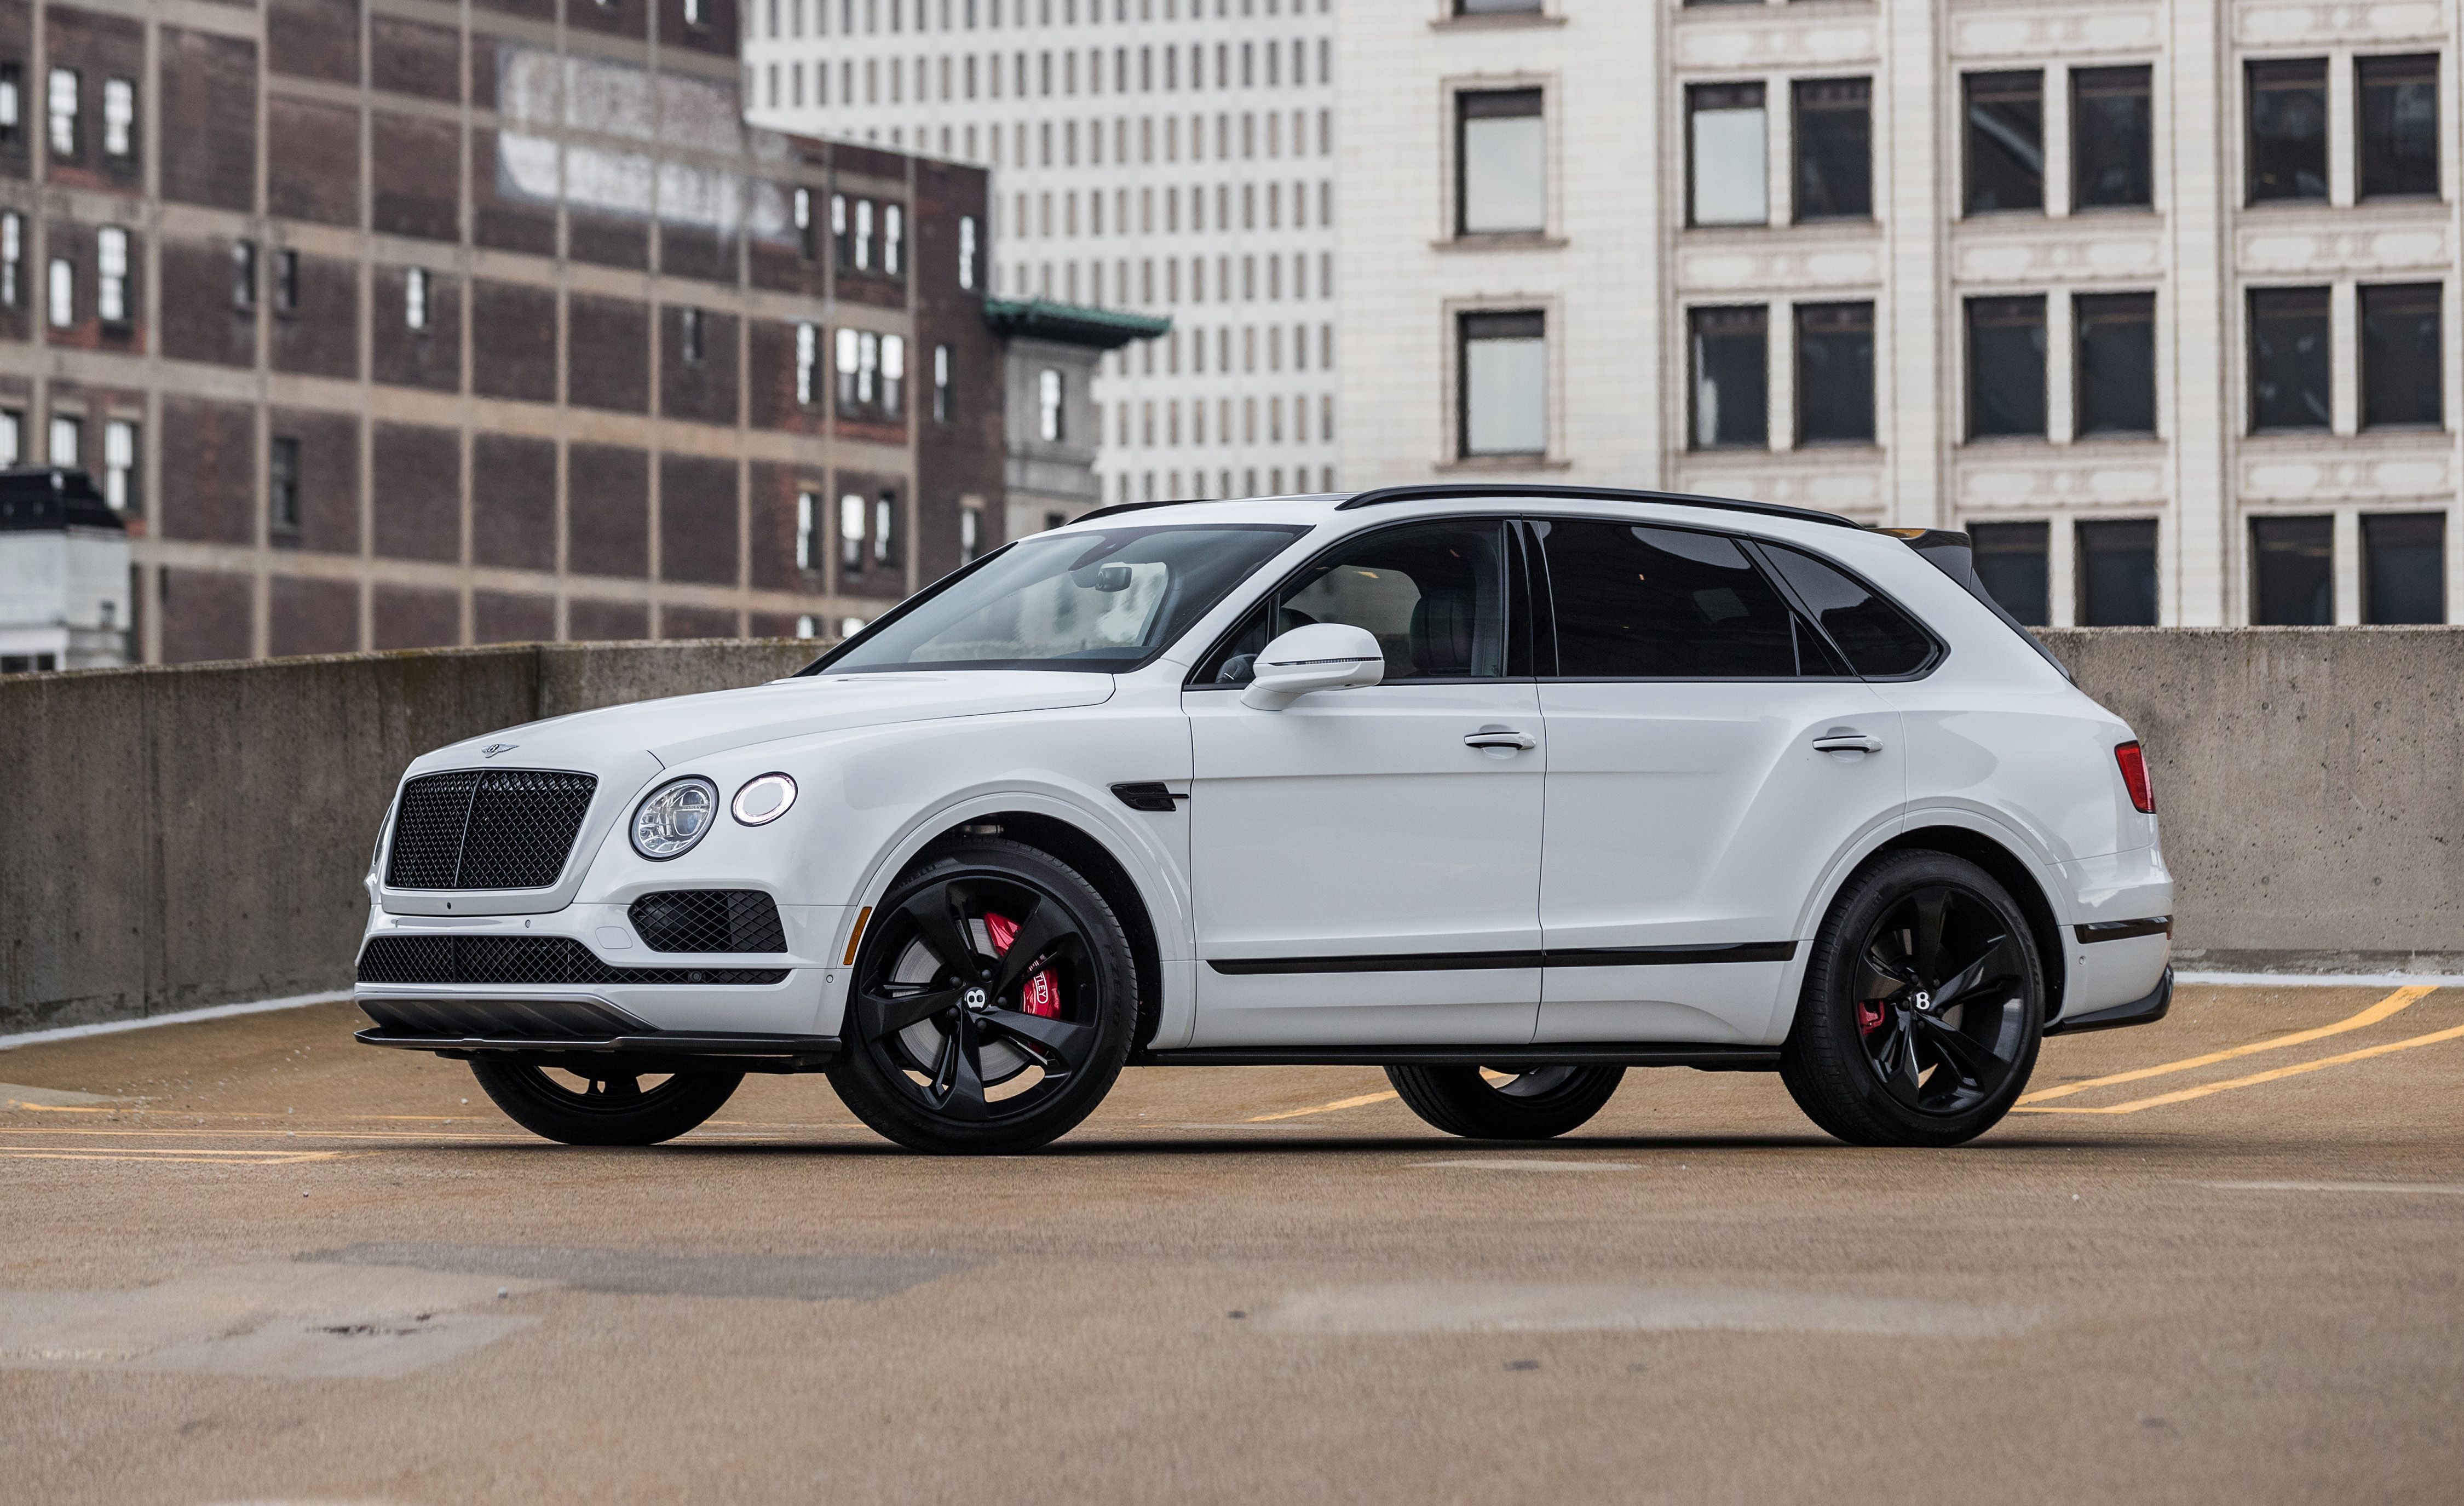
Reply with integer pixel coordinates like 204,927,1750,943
1872,528,2074,682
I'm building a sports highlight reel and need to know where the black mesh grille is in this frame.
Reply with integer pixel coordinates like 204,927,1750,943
356,935,787,987
383,769,597,890
629,892,789,953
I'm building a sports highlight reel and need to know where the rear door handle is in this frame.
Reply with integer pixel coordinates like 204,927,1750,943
1812,733,1884,754
1465,727,1538,751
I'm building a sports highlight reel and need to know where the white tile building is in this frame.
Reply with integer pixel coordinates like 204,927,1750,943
747,0,1341,513
1338,0,2463,627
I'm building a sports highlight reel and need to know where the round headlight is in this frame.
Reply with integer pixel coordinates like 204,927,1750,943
731,773,798,826
631,777,718,860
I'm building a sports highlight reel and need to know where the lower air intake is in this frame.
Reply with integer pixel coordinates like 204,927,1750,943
356,935,787,987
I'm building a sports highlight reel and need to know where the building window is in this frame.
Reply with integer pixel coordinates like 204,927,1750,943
1,212,21,307
0,409,18,466
1966,295,2047,439
2248,286,2330,432
404,267,428,331
1457,0,1545,12
2363,513,2446,624
1687,304,1766,450
2076,292,2156,436
95,227,127,324
932,343,952,422
1963,71,2043,215
880,334,905,416
1456,88,1544,235
102,418,136,511
1038,366,1066,440
2356,55,2439,200
45,67,76,158
232,240,256,311
854,199,874,271
835,326,862,409
884,204,903,275
46,255,71,327
680,306,705,365
48,413,79,468
2072,65,2152,210
831,193,850,267
793,187,816,261
269,435,300,532
2077,519,2158,625
2247,59,2328,204
795,321,819,405
2250,515,2334,625
960,504,983,562
1791,78,1871,221
683,0,707,28
796,489,820,571
1457,309,1546,458
839,492,865,573
1795,301,1875,445
1687,82,1766,227
273,249,298,314
101,76,133,159
2360,283,2443,429
0,64,20,145
958,214,978,289
795,615,818,641
874,492,898,566
1969,521,2051,626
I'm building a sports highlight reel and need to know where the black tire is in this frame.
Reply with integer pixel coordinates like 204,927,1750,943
1779,850,2045,1147
468,1056,742,1146
828,838,1138,1154
1384,1064,1626,1140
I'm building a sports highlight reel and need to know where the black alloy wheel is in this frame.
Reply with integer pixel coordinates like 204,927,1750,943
1386,1062,1627,1140
467,1056,743,1146
1780,850,2044,1147
828,838,1137,1154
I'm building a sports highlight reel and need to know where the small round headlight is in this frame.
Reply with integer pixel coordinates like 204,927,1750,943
732,773,798,826
631,777,718,860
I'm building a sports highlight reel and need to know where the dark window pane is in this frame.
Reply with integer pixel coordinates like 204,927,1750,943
2251,515,2334,625
1761,544,1937,676
1967,295,2047,438
1458,0,1547,12
1204,521,1511,685
2249,286,2331,432
2078,519,2158,625
2076,292,2156,435
2357,55,2440,199
2363,513,2446,624
2072,66,2153,209
1793,77,1872,220
1963,71,2043,214
2247,59,2329,203
1969,521,2051,626
1795,301,1875,444
1689,305,1767,450
1538,520,1810,678
2360,283,2443,429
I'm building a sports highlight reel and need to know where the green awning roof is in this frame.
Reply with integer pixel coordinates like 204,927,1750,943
982,297,1172,349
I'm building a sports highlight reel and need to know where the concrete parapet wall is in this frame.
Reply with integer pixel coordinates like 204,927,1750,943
2,629,2458,1034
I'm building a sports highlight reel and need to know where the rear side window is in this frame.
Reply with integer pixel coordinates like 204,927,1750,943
1759,543,1939,676
1535,519,1848,678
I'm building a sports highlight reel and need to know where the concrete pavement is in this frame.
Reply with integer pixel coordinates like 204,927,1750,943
3,981,2460,1504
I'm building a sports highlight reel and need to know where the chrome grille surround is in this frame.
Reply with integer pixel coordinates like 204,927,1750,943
382,769,598,890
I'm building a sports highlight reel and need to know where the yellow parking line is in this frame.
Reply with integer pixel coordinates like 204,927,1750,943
2013,1020,2464,1114
2017,985,2436,1106
1248,1090,1400,1122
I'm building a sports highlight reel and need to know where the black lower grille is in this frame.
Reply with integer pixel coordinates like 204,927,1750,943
384,769,597,890
356,935,788,987
629,892,789,953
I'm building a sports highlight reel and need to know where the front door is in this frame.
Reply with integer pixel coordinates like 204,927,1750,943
1185,517,1545,1047
1527,518,1913,1045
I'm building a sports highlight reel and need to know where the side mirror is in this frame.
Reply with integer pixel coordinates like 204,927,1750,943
1240,623,1385,710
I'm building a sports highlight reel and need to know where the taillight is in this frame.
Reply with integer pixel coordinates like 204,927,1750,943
2114,741,2155,814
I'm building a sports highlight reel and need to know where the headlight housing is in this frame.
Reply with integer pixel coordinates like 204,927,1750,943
631,777,718,860
732,773,798,826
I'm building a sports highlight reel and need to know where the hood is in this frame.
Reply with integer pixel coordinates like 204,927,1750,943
410,671,1118,775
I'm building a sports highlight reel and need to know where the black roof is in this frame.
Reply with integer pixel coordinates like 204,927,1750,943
1337,482,1862,530
0,468,124,534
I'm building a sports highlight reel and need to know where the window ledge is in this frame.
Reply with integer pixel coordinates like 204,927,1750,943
1435,455,1573,473
1432,232,1567,253
1430,13,1567,32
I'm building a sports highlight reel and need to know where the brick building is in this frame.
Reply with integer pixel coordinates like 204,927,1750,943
0,0,1003,663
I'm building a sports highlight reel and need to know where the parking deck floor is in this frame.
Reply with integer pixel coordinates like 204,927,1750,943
3,981,2460,1504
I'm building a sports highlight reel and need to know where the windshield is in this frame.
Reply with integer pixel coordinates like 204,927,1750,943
811,523,1309,674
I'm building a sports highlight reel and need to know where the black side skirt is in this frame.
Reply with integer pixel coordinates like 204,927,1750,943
1136,1043,1781,1071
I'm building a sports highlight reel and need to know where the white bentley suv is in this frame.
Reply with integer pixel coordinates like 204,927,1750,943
355,485,2174,1153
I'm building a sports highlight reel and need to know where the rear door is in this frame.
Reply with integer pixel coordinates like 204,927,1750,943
1529,518,1919,1045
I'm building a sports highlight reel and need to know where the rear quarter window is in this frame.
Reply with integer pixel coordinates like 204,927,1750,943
1759,543,1939,677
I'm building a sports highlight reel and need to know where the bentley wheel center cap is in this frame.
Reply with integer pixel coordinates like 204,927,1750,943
1914,991,1934,1013
964,987,989,1012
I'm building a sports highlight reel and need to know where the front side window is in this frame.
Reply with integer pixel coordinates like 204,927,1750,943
2076,291,2156,436
819,523,1306,675
1458,309,1546,458
1795,302,1875,444
1539,520,1844,679
2250,514,2334,625
2077,518,2158,625
2249,286,2330,432
2363,513,2445,624
2359,283,2442,429
2247,59,2328,203
1792,78,1872,221
2072,65,2152,209
1457,88,1544,235
1966,295,2048,439
2356,55,2439,200
1968,520,2051,626
1687,82,1766,227
1963,71,2043,214
1201,520,1513,686
1688,304,1766,450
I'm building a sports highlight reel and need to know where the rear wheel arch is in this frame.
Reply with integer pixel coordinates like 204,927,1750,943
1869,824,2068,1023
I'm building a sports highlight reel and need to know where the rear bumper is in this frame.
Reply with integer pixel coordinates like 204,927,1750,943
2045,967,2172,1036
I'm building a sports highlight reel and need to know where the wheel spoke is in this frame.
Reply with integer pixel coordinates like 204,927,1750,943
1869,1009,1926,1108
1912,889,1950,984
1861,941,1916,997
934,1025,992,1122
988,900,1076,1000
976,1007,1095,1073
1912,1013,2011,1087
898,882,986,984
1932,935,2019,1011
865,986,965,1038
590,1073,641,1101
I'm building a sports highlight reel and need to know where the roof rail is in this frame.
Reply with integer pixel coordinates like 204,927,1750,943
1070,497,1222,523
1334,482,1863,530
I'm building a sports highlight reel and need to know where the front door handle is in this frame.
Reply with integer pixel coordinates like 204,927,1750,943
1812,733,1884,754
1465,727,1538,751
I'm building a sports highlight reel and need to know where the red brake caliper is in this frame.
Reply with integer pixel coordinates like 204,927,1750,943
983,912,1061,1018
1857,999,1887,1035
